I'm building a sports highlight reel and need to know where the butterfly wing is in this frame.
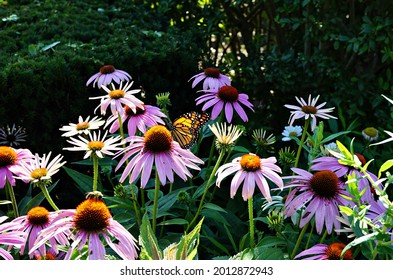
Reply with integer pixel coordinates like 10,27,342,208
170,111,210,149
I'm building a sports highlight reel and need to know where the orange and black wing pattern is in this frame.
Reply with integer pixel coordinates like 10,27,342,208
169,111,210,149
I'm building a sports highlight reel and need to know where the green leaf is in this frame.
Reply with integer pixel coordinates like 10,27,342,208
341,232,379,257
158,218,189,226
378,159,393,178
18,181,59,215
203,202,227,213
63,166,102,194
41,41,61,51
138,214,163,260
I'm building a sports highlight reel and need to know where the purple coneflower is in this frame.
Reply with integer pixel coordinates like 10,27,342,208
105,104,167,136
59,116,105,138
215,153,283,201
295,242,352,260
284,94,336,131
311,154,381,206
189,67,231,90
90,81,144,116
86,65,131,88
0,216,26,260
116,125,204,188
283,168,352,234
11,206,70,259
0,146,33,188
196,85,254,123
30,198,139,260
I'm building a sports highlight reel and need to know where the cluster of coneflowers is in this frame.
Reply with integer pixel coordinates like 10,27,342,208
0,64,393,260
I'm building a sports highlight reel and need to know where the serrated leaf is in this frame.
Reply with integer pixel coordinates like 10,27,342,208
138,214,163,260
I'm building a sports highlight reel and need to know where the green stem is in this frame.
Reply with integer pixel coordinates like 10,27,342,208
294,118,310,170
152,170,161,234
186,148,226,232
40,185,59,211
319,229,328,244
5,180,19,218
305,222,314,249
248,197,255,248
92,154,99,192
291,222,309,259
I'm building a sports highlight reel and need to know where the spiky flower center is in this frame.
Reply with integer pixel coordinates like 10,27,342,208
76,121,90,131
38,253,56,260
325,242,352,260
204,67,220,78
109,89,125,99
88,141,105,151
31,168,48,180
144,125,172,153
99,65,115,74
125,104,145,116
240,154,261,172
310,170,339,199
73,198,111,233
302,105,317,114
27,206,50,225
218,86,239,102
0,146,17,168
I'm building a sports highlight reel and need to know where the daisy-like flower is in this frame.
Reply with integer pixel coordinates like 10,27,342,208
0,216,26,260
283,168,352,234
86,65,131,88
30,198,139,260
189,67,231,90
215,153,283,201
294,242,352,260
90,81,144,116
16,152,66,188
63,131,123,159
362,127,379,142
0,146,34,188
281,125,302,141
0,124,27,147
208,122,243,151
105,104,167,136
196,85,254,123
59,116,105,138
11,206,70,259
284,94,337,131
116,125,204,188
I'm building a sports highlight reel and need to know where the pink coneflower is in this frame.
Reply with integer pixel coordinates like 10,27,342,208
0,216,26,260
116,125,204,188
105,104,167,136
90,81,144,116
63,131,123,159
0,146,34,188
29,198,139,260
311,154,381,206
283,168,352,234
11,206,70,259
295,242,353,260
284,94,336,131
196,85,254,123
215,153,283,201
86,65,131,88
189,67,231,90
59,116,105,138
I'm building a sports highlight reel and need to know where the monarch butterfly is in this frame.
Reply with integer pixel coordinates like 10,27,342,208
168,111,210,149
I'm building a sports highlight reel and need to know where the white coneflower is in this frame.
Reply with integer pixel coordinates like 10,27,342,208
59,116,105,138
208,122,243,151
